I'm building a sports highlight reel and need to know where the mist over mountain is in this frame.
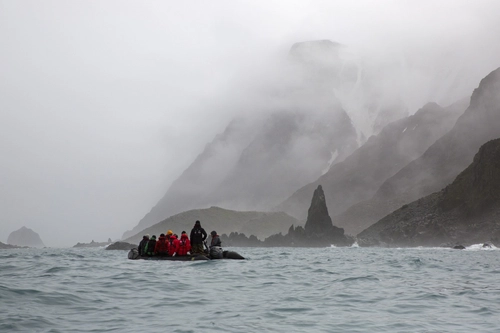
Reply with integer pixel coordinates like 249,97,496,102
337,67,500,235
357,138,500,247
276,99,466,227
287,40,411,141
123,40,496,238
124,40,367,238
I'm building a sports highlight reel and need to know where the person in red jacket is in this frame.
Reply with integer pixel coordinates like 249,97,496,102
177,231,191,256
168,233,180,256
154,233,169,256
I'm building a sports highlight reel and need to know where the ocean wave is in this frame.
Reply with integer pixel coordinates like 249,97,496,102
1,247,500,332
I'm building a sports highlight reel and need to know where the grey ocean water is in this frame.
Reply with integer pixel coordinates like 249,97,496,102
1,246,499,333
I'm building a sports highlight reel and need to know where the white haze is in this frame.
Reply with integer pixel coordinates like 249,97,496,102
1,0,499,247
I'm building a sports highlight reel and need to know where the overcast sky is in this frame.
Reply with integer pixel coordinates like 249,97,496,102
1,1,500,247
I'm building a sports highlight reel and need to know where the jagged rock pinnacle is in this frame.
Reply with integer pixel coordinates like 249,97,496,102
304,185,334,235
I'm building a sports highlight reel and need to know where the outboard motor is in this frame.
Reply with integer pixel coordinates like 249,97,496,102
209,246,224,259
128,248,139,259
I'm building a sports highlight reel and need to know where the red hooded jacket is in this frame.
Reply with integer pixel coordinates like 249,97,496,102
177,233,191,256
168,235,180,256
154,235,169,255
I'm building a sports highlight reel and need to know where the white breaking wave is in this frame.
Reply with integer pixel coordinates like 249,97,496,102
465,243,498,251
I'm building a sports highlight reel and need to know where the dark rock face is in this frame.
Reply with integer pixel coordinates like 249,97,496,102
278,100,465,233
357,139,500,247
338,68,500,234
220,232,263,247
7,226,45,248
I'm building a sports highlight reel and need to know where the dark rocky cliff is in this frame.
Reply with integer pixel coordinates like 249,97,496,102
7,226,45,248
337,67,500,235
357,139,500,247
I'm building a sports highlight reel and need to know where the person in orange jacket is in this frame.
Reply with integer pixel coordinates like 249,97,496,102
168,233,180,256
177,231,191,256
154,233,169,256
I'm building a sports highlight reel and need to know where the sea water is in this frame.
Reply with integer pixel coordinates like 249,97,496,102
1,246,499,332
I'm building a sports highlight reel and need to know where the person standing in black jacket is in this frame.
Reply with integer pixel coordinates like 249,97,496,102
190,220,207,255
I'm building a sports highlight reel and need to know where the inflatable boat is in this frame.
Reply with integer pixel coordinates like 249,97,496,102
127,247,245,261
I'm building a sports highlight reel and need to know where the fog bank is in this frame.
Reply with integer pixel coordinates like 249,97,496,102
1,1,499,246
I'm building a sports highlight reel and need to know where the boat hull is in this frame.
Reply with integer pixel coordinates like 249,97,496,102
127,248,244,260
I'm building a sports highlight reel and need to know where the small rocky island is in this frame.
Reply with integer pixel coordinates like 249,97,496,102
73,239,113,248
7,226,45,248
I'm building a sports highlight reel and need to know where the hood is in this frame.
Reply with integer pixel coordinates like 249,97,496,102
180,234,189,240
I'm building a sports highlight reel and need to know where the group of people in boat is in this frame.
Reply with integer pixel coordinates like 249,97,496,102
137,220,221,257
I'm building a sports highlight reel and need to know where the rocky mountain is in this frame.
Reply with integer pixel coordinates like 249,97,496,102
357,138,500,247
277,100,465,227
337,67,500,235
123,206,300,245
7,226,45,248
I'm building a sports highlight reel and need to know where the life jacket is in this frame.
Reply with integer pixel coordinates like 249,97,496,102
154,235,169,255
210,235,221,248
145,238,156,255
168,235,180,256
178,234,191,256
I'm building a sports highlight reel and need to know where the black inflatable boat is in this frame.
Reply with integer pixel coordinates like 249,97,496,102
127,247,244,261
